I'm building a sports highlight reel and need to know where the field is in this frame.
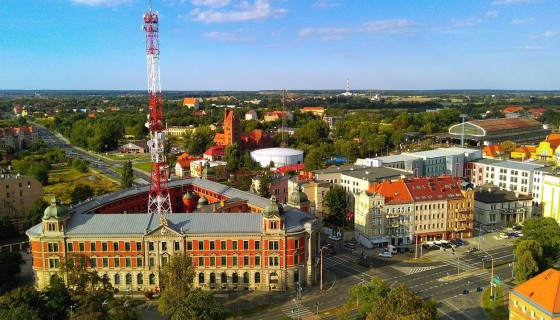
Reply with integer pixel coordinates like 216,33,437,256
132,162,152,173
43,166,120,204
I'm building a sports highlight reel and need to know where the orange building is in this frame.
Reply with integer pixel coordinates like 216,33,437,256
214,109,271,150
301,106,325,117
510,268,560,319
27,179,320,292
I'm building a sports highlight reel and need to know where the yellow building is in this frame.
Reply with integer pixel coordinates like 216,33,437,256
535,140,560,162
541,174,560,222
510,268,560,320
510,146,536,161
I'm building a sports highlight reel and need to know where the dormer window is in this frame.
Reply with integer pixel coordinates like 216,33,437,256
47,223,56,231
270,220,278,229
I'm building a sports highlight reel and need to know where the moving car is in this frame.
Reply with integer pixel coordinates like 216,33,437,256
378,252,392,258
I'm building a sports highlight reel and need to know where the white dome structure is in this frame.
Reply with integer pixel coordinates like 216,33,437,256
251,148,304,168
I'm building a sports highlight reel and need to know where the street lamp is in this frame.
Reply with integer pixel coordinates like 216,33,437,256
320,245,329,291
486,252,495,300
478,223,483,251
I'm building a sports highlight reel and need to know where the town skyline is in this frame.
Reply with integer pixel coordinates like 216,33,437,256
3,0,560,91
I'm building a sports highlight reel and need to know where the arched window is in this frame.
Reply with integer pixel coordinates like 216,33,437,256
270,272,278,283
126,274,132,285
149,273,156,285
294,270,299,283
137,273,143,285
210,272,216,284
232,272,239,284
255,272,261,283
198,272,205,284
243,272,249,284
221,272,227,284
114,274,121,285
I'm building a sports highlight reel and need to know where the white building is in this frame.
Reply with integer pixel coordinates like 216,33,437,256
250,148,303,169
474,186,532,226
482,161,545,195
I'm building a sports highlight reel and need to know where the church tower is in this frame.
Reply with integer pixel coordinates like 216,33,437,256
224,109,241,146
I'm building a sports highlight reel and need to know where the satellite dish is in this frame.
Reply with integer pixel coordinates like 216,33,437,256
147,140,154,148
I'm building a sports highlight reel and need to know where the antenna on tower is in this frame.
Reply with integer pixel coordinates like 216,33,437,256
346,78,350,96
143,0,172,215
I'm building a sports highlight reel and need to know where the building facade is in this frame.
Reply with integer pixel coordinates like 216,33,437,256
474,186,532,226
510,268,560,320
0,174,43,231
27,180,320,292
541,174,560,221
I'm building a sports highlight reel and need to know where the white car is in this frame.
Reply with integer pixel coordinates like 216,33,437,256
378,252,392,258
328,235,342,241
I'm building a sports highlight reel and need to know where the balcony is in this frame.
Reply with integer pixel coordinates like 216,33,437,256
454,226,467,232
387,223,400,228
386,213,400,218
455,216,470,222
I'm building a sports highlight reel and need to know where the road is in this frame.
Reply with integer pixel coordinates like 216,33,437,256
37,125,150,183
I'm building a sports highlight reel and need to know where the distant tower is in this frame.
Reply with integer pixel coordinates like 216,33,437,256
142,0,172,215
346,78,350,96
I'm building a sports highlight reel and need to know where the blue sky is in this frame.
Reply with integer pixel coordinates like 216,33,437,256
2,0,560,91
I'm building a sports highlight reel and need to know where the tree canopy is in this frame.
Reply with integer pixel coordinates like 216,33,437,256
120,160,134,189
519,217,560,268
514,240,543,282
324,186,348,225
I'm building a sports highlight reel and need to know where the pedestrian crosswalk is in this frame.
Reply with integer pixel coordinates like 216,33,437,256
280,303,314,319
390,265,441,275
440,256,480,273
321,251,363,269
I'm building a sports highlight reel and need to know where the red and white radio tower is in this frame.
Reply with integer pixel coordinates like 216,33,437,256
142,0,172,215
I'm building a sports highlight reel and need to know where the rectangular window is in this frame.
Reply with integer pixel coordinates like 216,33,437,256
79,243,85,252
294,239,299,248
198,241,204,250
136,242,142,251
210,241,215,250
148,242,154,251
125,242,131,251
243,241,249,250
114,257,120,267
268,256,279,266
136,257,143,267
198,257,204,266
232,256,238,266
125,257,131,267
113,242,119,251
243,256,249,266
48,258,59,269
161,256,168,266
149,257,155,267
90,243,96,252
48,243,59,252
174,241,180,251
103,258,109,268
90,258,97,268
255,256,260,266
255,241,260,250
210,256,216,266
102,242,108,252
268,241,279,250
187,241,193,251
221,256,227,266
162,242,167,251
232,241,238,250
221,241,227,250
67,243,74,252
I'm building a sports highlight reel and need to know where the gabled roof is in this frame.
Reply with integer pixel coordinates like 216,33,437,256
502,106,524,113
513,268,560,314
482,144,505,157
368,179,413,204
204,145,225,156
547,133,560,141
513,145,536,154
182,97,197,105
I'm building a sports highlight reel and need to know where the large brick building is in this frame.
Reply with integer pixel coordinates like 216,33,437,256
213,109,271,150
27,179,320,293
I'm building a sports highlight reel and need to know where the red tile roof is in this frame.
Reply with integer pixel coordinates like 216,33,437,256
183,97,197,105
514,268,560,314
204,145,225,156
403,176,466,202
468,118,542,133
502,106,524,113
176,152,203,168
302,106,325,111
277,163,305,174
368,179,413,204
482,144,505,157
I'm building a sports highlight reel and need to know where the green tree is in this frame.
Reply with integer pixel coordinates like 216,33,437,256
0,286,44,319
514,240,543,282
121,160,134,189
257,173,274,198
502,140,516,153
304,149,324,171
0,215,18,240
324,186,348,225
70,184,95,204
24,198,49,229
44,276,72,320
225,143,241,172
158,253,196,318
171,291,230,320
183,127,215,155
0,251,24,293
294,119,330,145
519,217,560,268
107,297,141,320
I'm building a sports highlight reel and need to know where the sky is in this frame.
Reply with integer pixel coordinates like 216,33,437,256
2,0,560,91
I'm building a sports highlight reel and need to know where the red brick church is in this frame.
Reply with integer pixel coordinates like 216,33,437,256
213,109,271,150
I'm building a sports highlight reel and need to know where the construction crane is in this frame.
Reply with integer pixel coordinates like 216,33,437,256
142,0,172,215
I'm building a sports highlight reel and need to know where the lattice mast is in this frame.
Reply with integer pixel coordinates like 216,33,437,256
142,0,172,215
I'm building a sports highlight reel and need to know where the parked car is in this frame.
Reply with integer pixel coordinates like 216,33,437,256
328,235,342,241
385,245,397,253
498,232,509,239
507,232,519,237
378,252,392,258
454,238,467,246
513,225,523,231
488,227,498,233
515,232,524,237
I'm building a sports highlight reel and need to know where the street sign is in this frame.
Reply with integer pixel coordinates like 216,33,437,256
493,277,502,284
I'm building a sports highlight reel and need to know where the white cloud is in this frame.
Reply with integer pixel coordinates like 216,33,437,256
543,31,559,38
452,18,484,27
511,18,536,25
486,11,499,18
190,0,287,23
518,45,542,50
191,0,230,7
491,0,537,5
202,31,242,41
69,0,131,6
299,19,415,41
313,0,341,9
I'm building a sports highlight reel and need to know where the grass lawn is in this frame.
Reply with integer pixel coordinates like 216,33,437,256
133,162,152,173
44,166,120,204
234,304,276,318
481,285,509,320
104,153,152,162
